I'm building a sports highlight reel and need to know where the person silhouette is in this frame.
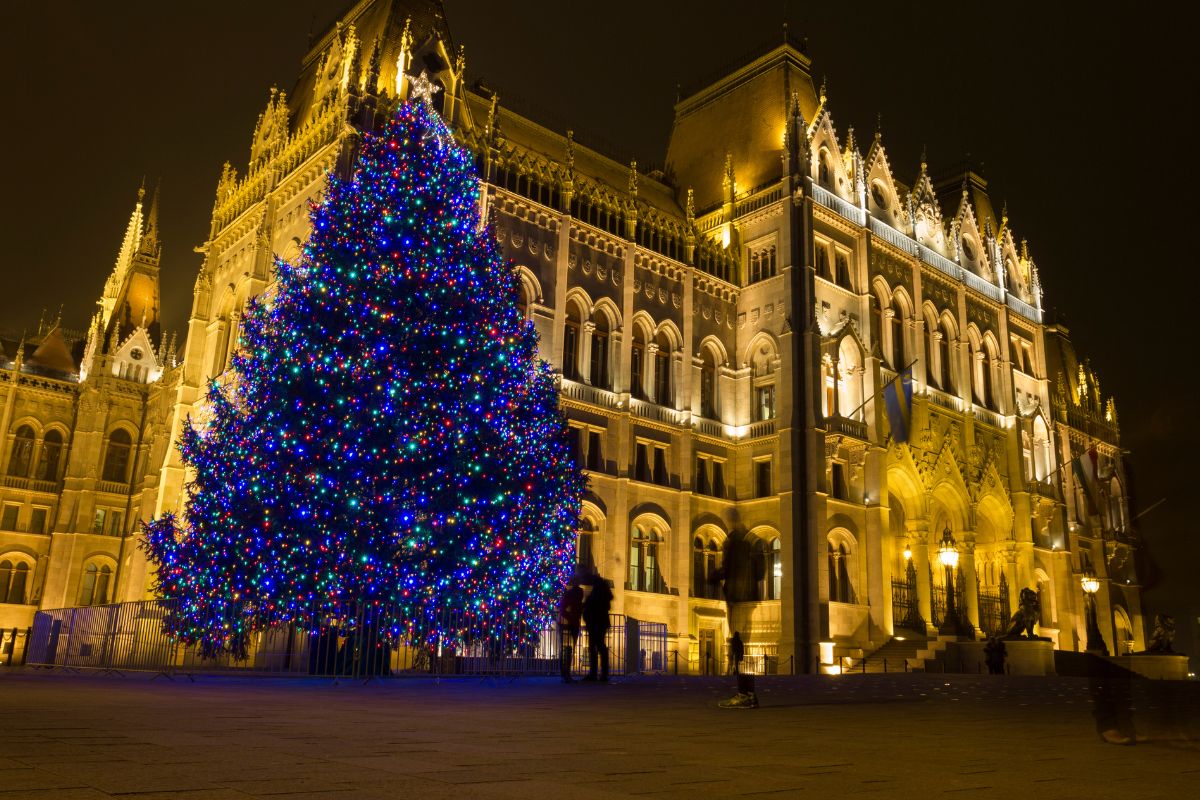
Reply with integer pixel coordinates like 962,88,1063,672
558,579,583,683
582,573,613,682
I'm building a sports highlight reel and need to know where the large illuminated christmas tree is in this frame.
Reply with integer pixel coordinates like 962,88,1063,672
143,92,582,657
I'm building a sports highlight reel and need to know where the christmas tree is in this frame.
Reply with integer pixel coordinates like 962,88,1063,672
143,94,583,657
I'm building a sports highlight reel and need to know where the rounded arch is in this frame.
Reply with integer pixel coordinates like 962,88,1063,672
827,525,858,604
591,297,622,329
77,556,116,607
691,523,726,600
0,553,34,605
871,275,893,307
513,265,543,318
629,512,671,594
746,524,783,601
1112,605,1135,654
975,492,1013,545
6,423,37,478
928,483,970,539
885,461,926,524
743,330,779,372
653,320,683,352
563,287,594,320
836,334,865,421
1033,566,1055,628
697,335,729,367
630,310,657,343
101,427,135,483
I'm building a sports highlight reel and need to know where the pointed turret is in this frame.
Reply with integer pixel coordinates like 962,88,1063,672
80,182,166,381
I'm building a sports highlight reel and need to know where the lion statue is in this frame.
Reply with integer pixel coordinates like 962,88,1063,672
1147,614,1176,653
1005,587,1040,639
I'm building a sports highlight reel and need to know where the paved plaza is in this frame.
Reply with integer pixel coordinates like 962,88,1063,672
0,670,1196,799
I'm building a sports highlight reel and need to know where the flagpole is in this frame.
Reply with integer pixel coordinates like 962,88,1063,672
840,359,918,421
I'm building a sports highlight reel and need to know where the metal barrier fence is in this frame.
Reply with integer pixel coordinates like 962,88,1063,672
26,599,668,680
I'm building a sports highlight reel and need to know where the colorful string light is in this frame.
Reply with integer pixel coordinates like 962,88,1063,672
142,100,584,657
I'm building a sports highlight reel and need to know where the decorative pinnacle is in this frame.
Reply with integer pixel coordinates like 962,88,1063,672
565,129,575,169
686,187,695,221
628,160,638,196
819,76,827,103
920,145,928,173
875,112,882,141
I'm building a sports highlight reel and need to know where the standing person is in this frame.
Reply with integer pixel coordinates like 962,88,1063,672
582,574,613,682
717,532,758,709
558,579,583,683
728,630,745,676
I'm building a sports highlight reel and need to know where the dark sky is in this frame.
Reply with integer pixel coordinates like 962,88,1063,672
3,2,1196,656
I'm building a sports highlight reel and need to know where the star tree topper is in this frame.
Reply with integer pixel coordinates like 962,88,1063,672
408,70,440,106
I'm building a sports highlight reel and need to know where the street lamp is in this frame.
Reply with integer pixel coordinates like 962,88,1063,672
1081,568,1107,654
902,541,912,561
937,526,961,637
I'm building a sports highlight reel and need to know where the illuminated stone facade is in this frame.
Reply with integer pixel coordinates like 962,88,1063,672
1,0,1144,670
0,188,179,644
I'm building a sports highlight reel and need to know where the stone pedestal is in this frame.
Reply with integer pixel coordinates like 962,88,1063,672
952,639,1055,675
1003,639,1056,675
1112,654,1189,681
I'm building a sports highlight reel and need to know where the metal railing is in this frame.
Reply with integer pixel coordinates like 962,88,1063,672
26,599,668,680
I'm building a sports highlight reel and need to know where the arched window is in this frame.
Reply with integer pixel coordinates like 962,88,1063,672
630,325,648,400
818,149,830,184
6,425,35,477
563,303,582,380
102,429,133,483
922,309,940,389
754,538,782,601
827,538,854,603
629,526,665,593
577,518,596,573
590,313,611,390
699,348,717,419
1031,417,1052,481
889,292,908,370
837,338,863,421
36,429,64,481
939,316,956,393
1108,476,1126,532
653,331,673,407
692,537,721,600
0,560,30,604
517,279,531,320
79,563,112,606
750,340,777,421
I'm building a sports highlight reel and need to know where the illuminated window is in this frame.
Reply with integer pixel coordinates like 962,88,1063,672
6,425,35,477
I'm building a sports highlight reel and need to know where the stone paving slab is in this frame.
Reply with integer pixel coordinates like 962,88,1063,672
0,670,1196,799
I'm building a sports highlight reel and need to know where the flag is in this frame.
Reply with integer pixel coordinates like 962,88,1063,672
1072,447,1102,515
883,369,913,443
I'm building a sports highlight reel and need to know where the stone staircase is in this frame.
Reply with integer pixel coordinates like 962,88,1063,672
857,635,930,673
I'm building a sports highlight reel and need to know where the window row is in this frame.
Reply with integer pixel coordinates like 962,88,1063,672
559,304,779,425
3,425,134,484
869,292,1008,412
0,504,50,534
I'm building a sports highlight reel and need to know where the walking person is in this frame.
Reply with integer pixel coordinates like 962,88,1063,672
582,573,613,682
558,579,583,683
719,629,758,708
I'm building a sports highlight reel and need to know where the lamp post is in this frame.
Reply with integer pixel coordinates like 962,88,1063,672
937,526,961,637
1081,568,1107,654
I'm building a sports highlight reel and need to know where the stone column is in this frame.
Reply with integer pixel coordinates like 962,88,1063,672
962,533,979,636
580,320,595,385
907,520,932,631
644,343,659,403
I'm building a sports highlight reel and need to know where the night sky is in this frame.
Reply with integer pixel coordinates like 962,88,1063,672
2,2,1195,659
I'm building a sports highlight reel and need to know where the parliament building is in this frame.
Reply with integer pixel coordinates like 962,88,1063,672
0,0,1145,671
